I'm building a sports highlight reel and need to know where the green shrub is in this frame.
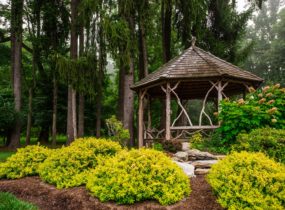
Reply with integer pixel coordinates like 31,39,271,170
106,115,130,146
86,149,190,205
39,137,122,188
218,84,285,143
0,145,50,179
233,128,285,163
161,139,182,152
0,192,38,210
207,151,285,210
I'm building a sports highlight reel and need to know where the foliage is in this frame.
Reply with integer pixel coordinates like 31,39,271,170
39,137,122,188
218,84,285,144
152,142,163,151
86,149,190,205
207,151,285,210
0,192,38,210
189,133,203,145
0,145,50,179
106,115,130,147
161,139,182,153
0,151,15,162
190,131,230,154
233,128,285,163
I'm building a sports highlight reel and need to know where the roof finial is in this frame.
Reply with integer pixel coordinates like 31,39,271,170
191,36,196,47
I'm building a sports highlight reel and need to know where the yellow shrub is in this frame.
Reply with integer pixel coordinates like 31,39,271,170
86,148,190,205
39,137,122,189
207,151,285,210
0,145,51,179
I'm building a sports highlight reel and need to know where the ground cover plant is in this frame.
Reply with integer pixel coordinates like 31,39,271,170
39,137,122,188
0,145,50,179
218,84,285,144
86,148,190,205
207,151,285,210
0,192,38,210
233,128,285,163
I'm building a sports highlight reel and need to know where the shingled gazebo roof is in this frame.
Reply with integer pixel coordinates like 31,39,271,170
131,46,263,91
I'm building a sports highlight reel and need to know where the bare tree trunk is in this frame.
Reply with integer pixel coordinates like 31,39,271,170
25,88,33,145
67,0,78,144
138,10,148,80
52,75,57,146
160,0,172,131
78,26,84,137
9,0,24,149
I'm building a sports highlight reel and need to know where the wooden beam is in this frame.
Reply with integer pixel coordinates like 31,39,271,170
170,125,219,130
138,89,146,148
165,82,171,140
217,81,223,112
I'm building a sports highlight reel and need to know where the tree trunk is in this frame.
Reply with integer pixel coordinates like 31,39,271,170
52,75,57,146
67,0,79,144
25,88,33,145
9,0,24,149
38,126,49,144
160,0,172,131
138,13,148,80
78,26,84,137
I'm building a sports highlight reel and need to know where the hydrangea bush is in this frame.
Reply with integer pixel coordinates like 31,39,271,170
86,149,190,205
218,84,285,143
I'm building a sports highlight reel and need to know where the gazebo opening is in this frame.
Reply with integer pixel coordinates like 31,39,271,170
131,42,263,147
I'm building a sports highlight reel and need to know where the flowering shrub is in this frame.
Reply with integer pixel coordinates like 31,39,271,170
39,138,122,188
218,84,285,143
86,149,190,205
106,116,130,147
233,128,285,163
0,145,51,179
207,151,285,210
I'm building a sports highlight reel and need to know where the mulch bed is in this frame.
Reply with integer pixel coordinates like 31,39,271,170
0,175,223,210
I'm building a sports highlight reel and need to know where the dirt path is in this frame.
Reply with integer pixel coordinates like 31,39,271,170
0,175,223,210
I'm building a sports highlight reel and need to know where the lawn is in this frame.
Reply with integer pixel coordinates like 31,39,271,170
0,151,15,162
0,192,38,210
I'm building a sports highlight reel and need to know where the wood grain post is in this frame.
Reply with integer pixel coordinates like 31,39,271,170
165,83,171,140
217,81,223,112
138,89,144,148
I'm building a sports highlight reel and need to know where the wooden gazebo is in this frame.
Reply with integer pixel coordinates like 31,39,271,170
131,42,263,147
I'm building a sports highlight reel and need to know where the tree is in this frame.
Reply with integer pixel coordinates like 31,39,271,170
9,0,24,149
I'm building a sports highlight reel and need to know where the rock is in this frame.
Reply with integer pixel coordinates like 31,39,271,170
172,157,181,162
191,160,218,169
187,149,217,160
215,155,226,160
195,168,210,175
174,151,188,162
173,161,195,177
181,142,190,151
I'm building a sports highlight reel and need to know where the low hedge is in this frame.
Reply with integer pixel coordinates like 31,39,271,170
39,137,122,188
207,151,285,210
0,145,51,179
86,148,190,205
233,128,285,163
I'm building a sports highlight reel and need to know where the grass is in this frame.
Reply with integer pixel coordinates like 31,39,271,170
0,151,15,162
0,192,38,210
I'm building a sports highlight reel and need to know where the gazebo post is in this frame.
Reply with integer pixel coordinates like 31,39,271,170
217,81,223,112
138,89,145,148
165,82,171,140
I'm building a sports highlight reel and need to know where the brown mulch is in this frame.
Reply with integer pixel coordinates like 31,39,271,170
0,175,223,210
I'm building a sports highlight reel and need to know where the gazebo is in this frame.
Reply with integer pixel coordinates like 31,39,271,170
131,42,263,147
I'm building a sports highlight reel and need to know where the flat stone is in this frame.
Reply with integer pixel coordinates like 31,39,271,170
173,161,195,177
187,149,217,160
181,142,190,151
195,168,210,175
174,151,188,162
215,155,226,160
192,160,218,169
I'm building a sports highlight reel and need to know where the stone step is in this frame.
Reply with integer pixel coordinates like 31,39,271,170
195,168,210,175
191,160,218,169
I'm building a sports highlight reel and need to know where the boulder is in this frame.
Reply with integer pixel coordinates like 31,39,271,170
191,160,218,169
195,168,210,175
187,149,217,160
173,161,195,177
174,151,188,162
